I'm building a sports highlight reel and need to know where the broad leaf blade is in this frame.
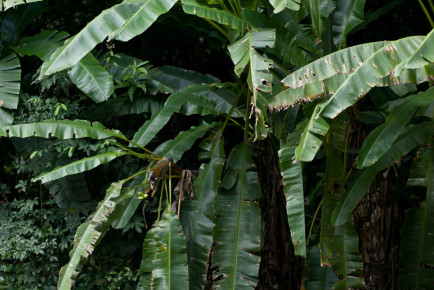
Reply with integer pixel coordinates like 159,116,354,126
332,121,434,226
278,146,306,256
58,180,127,289
131,84,212,147
31,151,127,183
110,0,178,42
213,143,261,288
182,0,244,30
0,54,21,126
0,119,125,140
332,0,366,49
330,221,364,289
295,105,330,162
154,122,219,162
180,129,225,289
139,205,189,289
269,0,300,13
358,87,434,168
320,36,426,119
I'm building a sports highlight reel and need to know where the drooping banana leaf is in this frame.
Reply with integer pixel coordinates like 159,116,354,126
332,0,366,49
40,0,177,76
13,30,114,102
320,36,427,119
0,54,21,126
131,84,214,147
358,87,434,168
180,129,224,288
330,221,364,289
269,0,300,14
295,105,330,162
109,0,178,42
305,246,339,289
58,180,130,289
79,95,164,120
228,29,275,140
182,0,244,30
394,28,434,75
154,122,219,161
398,136,434,288
212,142,261,288
0,119,126,140
137,205,189,289
31,151,127,183
148,66,244,118
278,145,306,256
332,121,434,227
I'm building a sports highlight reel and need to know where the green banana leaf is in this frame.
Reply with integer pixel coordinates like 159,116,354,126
212,143,261,288
131,84,214,147
320,36,426,119
180,129,225,288
2,0,42,10
109,0,178,42
269,0,300,13
182,0,244,30
137,205,189,289
31,151,127,183
398,136,434,288
407,147,429,187
148,66,244,118
332,121,434,227
278,145,306,256
228,29,275,140
13,30,114,102
0,119,126,140
395,28,434,75
154,122,219,161
332,0,366,49
309,0,336,39
0,54,21,126
79,95,164,120
358,87,434,168
58,180,131,289
295,105,330,162
305,246,339,289
330,221,364,289
40,0,176,76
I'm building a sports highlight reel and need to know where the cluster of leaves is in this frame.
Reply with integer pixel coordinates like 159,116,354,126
1,0,434,289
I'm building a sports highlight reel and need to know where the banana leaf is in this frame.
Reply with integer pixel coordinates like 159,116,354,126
0,119,126,140
212,143,262,288
358,87,434,168
180,129,225,288
278,145,306,256
13,30,114,102
398,137,434,288
182,0,244,30
309,0,336,39
295,105,330,162
269,0,300,13
31,151,127,183
40,0,177,76
305,246,339,289
332,0,366,49
131,84,214,147
330,221,364,289
137,205,189,289
58,180,130,289
3,0,42,10
332,121,434,227
0,54,21,126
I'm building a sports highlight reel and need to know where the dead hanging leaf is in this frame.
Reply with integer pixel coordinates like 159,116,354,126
172,170,198,215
